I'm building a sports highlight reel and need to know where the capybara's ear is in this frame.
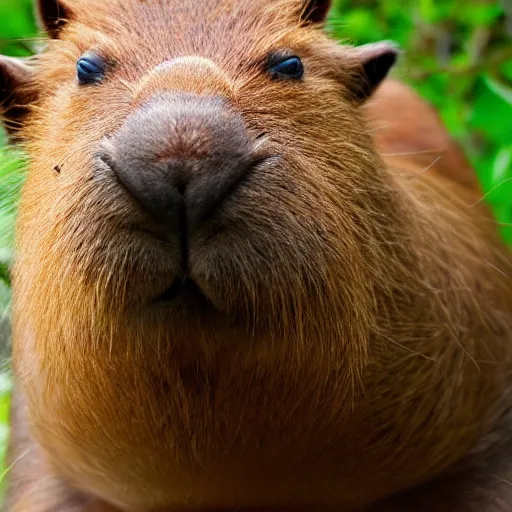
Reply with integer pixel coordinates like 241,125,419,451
301,0,332,24
0,56,36,138
36,0,74,38
345,41,401,103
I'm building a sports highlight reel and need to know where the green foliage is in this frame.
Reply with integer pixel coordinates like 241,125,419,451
328,0,512,242
0,0,37,56
0,0,35,294
0,0,510,495
0,373,11,492
0,152,19,490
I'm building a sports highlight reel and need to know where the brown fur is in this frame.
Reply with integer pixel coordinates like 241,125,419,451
2,1,512,511
365,78,480,193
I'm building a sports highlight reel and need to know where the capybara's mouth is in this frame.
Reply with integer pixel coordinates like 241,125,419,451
154,277,208,304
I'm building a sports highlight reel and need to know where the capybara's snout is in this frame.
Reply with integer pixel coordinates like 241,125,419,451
99,56,265,239
102,92,256,234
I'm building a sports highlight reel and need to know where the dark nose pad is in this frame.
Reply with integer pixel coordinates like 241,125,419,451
108,93,253,232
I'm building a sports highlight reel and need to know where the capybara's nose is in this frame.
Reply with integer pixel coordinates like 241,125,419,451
107,93,253,232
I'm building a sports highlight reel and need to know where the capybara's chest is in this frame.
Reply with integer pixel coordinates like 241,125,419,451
21,341,494,512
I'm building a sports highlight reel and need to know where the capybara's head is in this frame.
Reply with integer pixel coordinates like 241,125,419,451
5,2,512,510
2,0,401,379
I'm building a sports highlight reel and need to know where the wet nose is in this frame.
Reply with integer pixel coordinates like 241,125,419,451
106,93,253,232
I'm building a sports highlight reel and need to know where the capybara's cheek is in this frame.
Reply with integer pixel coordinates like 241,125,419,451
186,161,365,327
16,160,183,311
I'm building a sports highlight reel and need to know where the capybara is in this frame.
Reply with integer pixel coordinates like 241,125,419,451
1,1,512,511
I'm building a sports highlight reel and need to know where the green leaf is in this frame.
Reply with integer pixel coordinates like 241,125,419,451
0,149,26,252
0,265,9,287
469,75,512,147
457,3,504,26
502,61,512,82
485,75,512,106
491,147,512,187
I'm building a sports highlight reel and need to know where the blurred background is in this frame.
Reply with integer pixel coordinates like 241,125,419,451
0,0,510,497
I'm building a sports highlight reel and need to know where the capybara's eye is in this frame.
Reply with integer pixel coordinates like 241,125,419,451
267,54,304,80
76,52,105,85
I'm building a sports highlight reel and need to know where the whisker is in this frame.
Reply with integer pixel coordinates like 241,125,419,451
410,156,442,178
470,177,512,208
0,448,32,484
383,150,444,157
487,262,508,278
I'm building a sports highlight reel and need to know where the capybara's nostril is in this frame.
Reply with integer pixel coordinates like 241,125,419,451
109,92,254,232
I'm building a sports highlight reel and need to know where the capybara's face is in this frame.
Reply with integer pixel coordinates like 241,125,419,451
14,0,398,363
9,4,512,509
